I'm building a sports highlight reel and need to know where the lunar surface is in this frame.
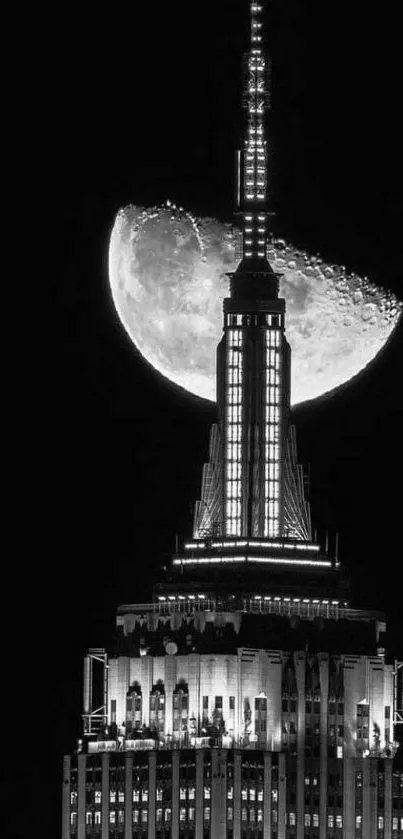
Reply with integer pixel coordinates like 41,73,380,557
108,202,401,405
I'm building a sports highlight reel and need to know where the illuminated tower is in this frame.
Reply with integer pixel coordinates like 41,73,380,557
62,3,403,839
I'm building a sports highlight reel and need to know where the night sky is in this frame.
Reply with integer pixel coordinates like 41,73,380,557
33,1,403,837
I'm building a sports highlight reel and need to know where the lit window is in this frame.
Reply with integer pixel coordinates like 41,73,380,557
272,810,278,824
156,788,163,801
313,813,319,827
180,787,186,800
228,807,233,821
228,786,233,799
118,811,124,824
165,808,171,822
257,808,263,822
94,790,101,804
204,786,210,799
141,810,148,823
250,809,255,823
305,814,311,827
249,788,256,801
356,816,362,828
142,789,148,802
242,808,247,822
70,791,77,806
109,812,116,825
392,817,398,831
204,807,210,821
156,808,163,823
110,790,116,803
242,788,248,800
133,789,139,802
180,807,186,822
70,812,77,828
328,815,334,828
289,813,296,826
94,811,101,826
133,810,139,824
272,789,278,802
378,817,384,830
189,808,195,821
258,789,263,801
336,815,343,828
337,746,343,758
188,787,195,800
118,790,124,803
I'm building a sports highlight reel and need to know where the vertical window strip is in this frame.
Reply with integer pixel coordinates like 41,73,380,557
264,328,281,537
225,328,243,536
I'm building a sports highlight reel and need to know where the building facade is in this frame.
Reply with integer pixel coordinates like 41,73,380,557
62,1,403,837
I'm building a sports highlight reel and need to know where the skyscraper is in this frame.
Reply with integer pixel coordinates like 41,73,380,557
62,2,403,838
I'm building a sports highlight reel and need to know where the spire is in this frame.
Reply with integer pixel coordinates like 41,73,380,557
236,1,272,266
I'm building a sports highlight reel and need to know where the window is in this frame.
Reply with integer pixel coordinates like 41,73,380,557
189,787,195,800
204,807,210,821
180,787,186,800
328,815,334,828
118,790,124,803
242,808,247,822
180,808,186,822
94,812,101,826
156,808,163,823
313,813,319,827
289,813,296,826
356,816,362,829
133,810,139,824
70,791,77,806
272,789,278,802
258,789,263,802
70,812,77,828
392,817,398,831
250,788,256,801
189,808,195,821
133,789,139,802
110,790,116,803
230,696,235,711
165,808,171,822
142,789,148,802
111,699,116,722
336,815,343,828
378,817,384,830
94,790,101,804
215,696,223,709
257,809,263,823
228,807,233,821
337,746,343,759
305,814,311,827
228,787,233,800
242,788,247,800
203,696,208,709
305,776,310,786
250,809,255,823
204,786,210,799
118,811,124,824
290,699,297,712
109,812,116,825
272,810,278,824
156,788,163,801
141,810,148,823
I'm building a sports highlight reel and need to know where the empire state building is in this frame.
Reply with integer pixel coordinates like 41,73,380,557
62,2,403,838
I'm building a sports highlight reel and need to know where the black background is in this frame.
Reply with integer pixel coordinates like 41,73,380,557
29,1,403,837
